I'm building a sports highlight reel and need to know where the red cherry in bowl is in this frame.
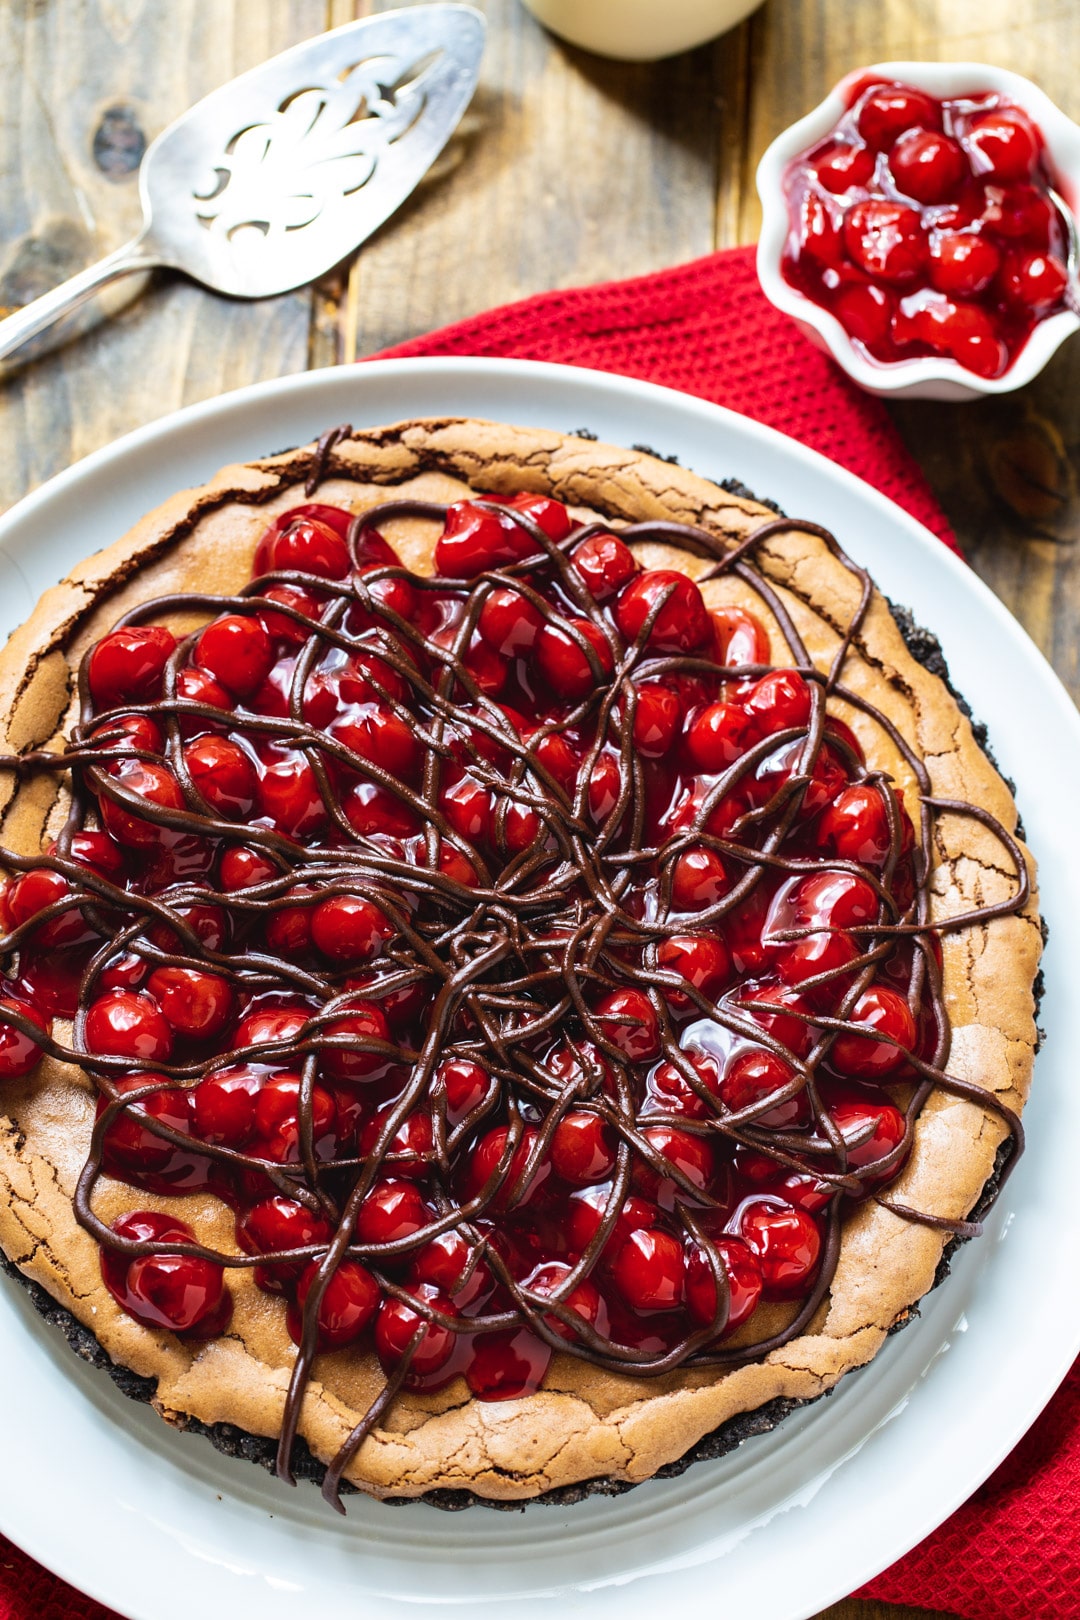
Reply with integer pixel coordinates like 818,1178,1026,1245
856,84,941,151
967,106,1041,183
889,128,965,204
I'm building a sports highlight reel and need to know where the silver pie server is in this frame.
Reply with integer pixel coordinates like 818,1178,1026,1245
0,4,485,364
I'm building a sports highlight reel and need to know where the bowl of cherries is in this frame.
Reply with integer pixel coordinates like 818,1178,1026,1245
756,62,1080,399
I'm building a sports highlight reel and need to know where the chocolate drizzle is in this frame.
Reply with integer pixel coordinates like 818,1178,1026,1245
0,468,1031,1509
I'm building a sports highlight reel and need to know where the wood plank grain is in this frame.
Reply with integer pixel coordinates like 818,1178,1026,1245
320,0,733,358
0,0,326,516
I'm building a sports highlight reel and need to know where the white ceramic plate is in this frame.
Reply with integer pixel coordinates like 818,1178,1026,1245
1,358,1077,1620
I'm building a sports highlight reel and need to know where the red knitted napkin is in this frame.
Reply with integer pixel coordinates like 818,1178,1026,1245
1,244,1075,1620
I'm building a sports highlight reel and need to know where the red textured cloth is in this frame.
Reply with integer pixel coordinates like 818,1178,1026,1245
1,244,1075,1620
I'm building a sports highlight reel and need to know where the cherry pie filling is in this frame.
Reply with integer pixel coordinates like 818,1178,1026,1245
0,473,1029,1508
781,78,1074,377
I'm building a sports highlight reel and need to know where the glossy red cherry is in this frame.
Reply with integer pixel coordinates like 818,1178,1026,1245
615,570,711,653
593,987,661,1062
571,531,638,600
356,1178,432,1246
254,745,328,836
465,1125,550,1211
670,846,731,911
330,704,418,781
102,1210,231,1337
685,1236,763,1333
175,666,232,735
736,981,818,1059
830,986,916,1078
764,870,878,990
410,1230,494,1309
194,614,274,699
892,290,1008,377
85,988,172,1062
634,1124,715,1203
657,933,732,1009
292,1260,380,1350
88,712,165,757
237,1197,333,1293
1001,249,1068,315
740,1201,822,1298
565,1187,657,1259
585,752,622,824
720,1048,807,1129
817,782,892,865
311,895,394,964
828,1094,907,1172
359,1104,433,1180
264,890,316,956
343,781,419,840
711,605,770,667
182,735,257,819
433,1058,491,1123
255,582,328,647
628,682,681,759
856,84,941,151
439,773,493,844
536,618,614,700
219,845,281,891
683,701,750,773
254,513,352,580
526,1262,608,1343
250,1072,337,1163
550,1110,617,1185
234,1003,310,1052
435,500,536,577
647,1050,722,1120
929,231,1001,297
844,199,928,285
611,1227,684,1313
984,182,1055,245
98,1072,191,1172
318,1001,392,1084
88,625,177,709
889,128,964,204
967,107,1040,183
0,997,50,1079
794,188,843,267
191,1064,263,1146
834,282,895,348
99,758,185,847
6,867,96,949
478,586,544,656
145,966,234,1041
502,492,572,540
375,1284,458,1380
745,669,813,738
815,140,875,193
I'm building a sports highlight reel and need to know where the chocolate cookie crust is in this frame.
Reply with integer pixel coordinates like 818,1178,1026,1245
0,419,1042,1503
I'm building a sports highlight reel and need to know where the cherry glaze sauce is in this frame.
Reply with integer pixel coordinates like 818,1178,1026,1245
0,456,1029,1507
781,79,1073,377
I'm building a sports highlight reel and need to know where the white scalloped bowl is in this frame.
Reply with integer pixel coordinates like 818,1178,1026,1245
756,61,1080,401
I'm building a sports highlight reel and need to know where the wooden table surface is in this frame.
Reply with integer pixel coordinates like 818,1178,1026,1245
4,0,1077,1614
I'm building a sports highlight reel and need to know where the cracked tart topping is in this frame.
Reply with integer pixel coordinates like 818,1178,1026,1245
0,445,1029,1510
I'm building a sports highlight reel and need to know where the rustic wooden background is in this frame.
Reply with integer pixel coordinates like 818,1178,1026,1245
2,0,1077,1614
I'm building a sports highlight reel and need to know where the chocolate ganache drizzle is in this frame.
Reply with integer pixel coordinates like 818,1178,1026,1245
0,453,1030,1510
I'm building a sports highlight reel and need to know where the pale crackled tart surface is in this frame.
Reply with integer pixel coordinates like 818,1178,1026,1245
0,419,1040,1505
